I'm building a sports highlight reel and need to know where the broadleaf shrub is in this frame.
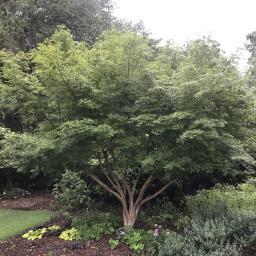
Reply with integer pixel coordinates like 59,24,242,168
59,228,81,241
186,179,256,245
53,170,92,210
72,218,115,241
186,179,256,220
158,222,242,256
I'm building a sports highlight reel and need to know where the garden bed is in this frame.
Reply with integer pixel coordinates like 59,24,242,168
1,194,256,256
0,214,137,256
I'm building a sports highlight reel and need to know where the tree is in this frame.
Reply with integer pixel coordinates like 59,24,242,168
0,29,254,227
0,0,113,51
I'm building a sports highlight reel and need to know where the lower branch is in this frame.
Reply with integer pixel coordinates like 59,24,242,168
138,179,177,208
90,174,122,201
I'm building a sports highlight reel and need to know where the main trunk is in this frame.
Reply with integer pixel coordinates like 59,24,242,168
90,174,176,228
122,206,139,228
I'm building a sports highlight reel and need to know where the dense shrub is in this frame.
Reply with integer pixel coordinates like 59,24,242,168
72,218,115,240
186,179,256,220
140,197,178,225
53,170,92,210
158,222,242,256
157,180,256,256
186,179,256,245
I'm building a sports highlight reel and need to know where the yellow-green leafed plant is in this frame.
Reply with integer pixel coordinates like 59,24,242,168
59,228,81,241
22,228,48,240
47,225,61,231
22,225,61,240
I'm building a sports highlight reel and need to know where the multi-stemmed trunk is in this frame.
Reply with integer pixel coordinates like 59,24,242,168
90,173,176,228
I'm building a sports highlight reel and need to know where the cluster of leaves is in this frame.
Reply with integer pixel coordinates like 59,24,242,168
71,218,115,241
53,170,92,210
0,0,113,50
186,178,256,221
59,227,81,241
122,229,148,253
110,228,160,254
156,180,256,256
22,225,60,241
140,197,178,226
108,238,119,250
158,228,241,256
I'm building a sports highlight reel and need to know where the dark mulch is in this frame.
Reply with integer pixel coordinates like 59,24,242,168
0,193,55,210
0,236,138,256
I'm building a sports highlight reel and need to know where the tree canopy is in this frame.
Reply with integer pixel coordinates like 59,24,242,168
0,28,254,226
0,0,113,51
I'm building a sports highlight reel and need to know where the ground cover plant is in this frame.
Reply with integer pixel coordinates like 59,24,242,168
0,209,52,240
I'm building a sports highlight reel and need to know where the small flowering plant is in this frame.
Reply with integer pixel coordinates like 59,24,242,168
153,224,163,238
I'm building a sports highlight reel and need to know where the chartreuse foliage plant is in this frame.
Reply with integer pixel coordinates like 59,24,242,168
59,228,81,241
0,27,254,227
22,225,60,241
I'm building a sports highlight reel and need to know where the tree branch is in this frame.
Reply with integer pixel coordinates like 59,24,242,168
134,174,155,208
138,179,177,208
90,174,122,201
132,172,141,196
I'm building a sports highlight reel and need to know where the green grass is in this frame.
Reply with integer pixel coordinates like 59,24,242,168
0,209,52,240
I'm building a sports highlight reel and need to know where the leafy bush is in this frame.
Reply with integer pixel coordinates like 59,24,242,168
122,229,146,253
140,197,177,225
53,170,92,210
175,216,190,230
158,222,242,256
22,228,48,241
108,239,119,250
59,228,81,241
22,225,61,240
72,218,115,241
186,179,256,221
186,180,256,245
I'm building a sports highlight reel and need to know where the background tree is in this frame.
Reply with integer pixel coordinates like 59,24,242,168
0,29,254,227
0,0,113,51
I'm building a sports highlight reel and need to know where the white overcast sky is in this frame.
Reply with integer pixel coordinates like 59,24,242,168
113,0,256,71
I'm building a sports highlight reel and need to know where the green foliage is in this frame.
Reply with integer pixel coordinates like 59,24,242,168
59,227,81,241
0,0,113,50
140,197,177,226
122,229,146,253
22,228,48,241
175,216,190,230
72,218,115,240
186,179,256,221
0,27,255,227
22,225,60,241
53,170,92,210
108,239,119,250
158,229,241,256
185,180,256,246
